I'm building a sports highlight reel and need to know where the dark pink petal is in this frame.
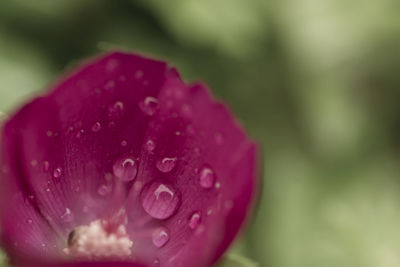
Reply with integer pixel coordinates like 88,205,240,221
0,52,258,267
1,52,167,262
125,70,259,266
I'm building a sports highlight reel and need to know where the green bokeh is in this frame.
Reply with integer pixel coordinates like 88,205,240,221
1,0,400,266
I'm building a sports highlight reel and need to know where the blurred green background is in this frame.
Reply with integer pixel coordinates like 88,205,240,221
1,0,400,266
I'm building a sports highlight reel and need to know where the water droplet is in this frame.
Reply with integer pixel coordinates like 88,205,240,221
199,167,215,189
66,126,75,135
139,96,159,116
97,184,112,196
214,132,224,145
104,172,113,181
53,167,62,178
43,161,50,171
104,80,115,90
140,181,181,220
91,122,102,132
108,121,116,128
26,218,33,224
60,208,73,222
76,129,85,138
156,157,177,173
113,156,138,182
225,200,234,210
152,226,170,248
186,125,195,135
30,160,38,167
188,211,201,229
121,140,128,147
181,104,193,118
153,259,160,267
207,208,213,216
135,70,144,79
82,205,89,213
108,101,124,119
215,182,221,189
145,140,156,152
106,59,119,72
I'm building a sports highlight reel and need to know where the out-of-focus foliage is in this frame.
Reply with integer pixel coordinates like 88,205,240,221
1,0,400,266
218,254,259,267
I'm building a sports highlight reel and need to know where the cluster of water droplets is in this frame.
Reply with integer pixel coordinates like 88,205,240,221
31,87,231,264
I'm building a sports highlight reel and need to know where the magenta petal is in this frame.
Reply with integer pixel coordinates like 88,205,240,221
0,51,258,266
125,70,258,267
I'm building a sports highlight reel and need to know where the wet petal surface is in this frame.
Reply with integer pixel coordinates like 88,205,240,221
0,52,258,267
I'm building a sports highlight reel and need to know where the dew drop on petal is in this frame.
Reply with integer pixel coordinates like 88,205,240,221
121,140,128,147
76,129,85,138
188,211,201,230
181,104,193,118
53,167,62,178
215,182,221,189
97,184,112,196
60,208,73,222
153,259,160,267
156,157,177,173
140,181,181,220
139,96,159,116
91,122,102,132
135,70,144,79
26,218,33,225
152,226,170,248
199,166,215,189
108,101,124,119
43,161,50,172
113,156,138,182
145,139,156,152
214,132,224,145
225,200,234,210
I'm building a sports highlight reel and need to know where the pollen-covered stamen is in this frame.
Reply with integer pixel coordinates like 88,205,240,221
64,219,133,261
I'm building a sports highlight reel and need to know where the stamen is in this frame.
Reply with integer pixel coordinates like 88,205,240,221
64,219,133,261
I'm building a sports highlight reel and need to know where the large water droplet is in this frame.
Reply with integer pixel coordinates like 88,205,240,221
113,156,138,182
188,211,201,229
91,122,102,132
139,96,159,116
156,157,177,173
140,181,181,220
199,166,215,189
53,167,62,178
152,226,170,248
97,184,112,196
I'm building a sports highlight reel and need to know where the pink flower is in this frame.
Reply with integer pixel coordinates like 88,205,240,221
0,52,259,267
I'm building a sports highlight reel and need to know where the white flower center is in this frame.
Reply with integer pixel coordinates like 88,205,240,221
64,220,133,261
